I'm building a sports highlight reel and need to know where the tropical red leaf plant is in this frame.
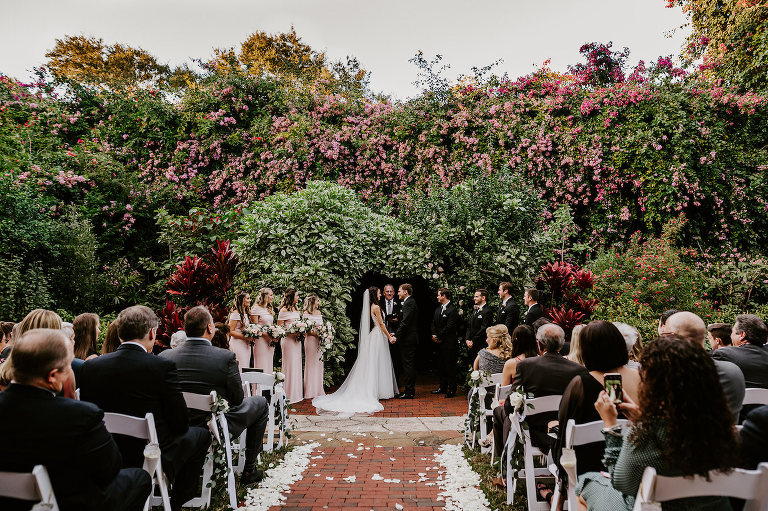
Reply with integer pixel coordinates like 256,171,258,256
572,268,595,292
565,292,600,317
155,299,186,349
546,306,585,331
541,260,575,300
166,255,215,300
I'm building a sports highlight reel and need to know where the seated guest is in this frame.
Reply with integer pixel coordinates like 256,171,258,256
707,322,732,350
566,324,585,365
500,324,539,386
577,335,739,510
663,311,745,423
169,330,187,349
211,322,230,349
492,323,588,456
160,306,269,485
712,314,768,389
101,318,121,355
657,308,679,335
0,329,151,511
549,321,641,502
73,313,100,360
613,321,641,369
473,324,513,373
79,306,211,511
0,322,17,362
740,404,768,470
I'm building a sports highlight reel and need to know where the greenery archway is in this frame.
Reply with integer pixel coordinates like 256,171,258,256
234,181,435,382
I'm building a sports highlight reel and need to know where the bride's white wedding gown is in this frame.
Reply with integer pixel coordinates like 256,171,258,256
312,290,398,416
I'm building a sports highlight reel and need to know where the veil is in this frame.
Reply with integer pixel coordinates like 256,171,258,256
360,289,372,346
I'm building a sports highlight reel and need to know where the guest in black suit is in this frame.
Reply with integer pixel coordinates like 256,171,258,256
465,288,493,363
382,284,403,377
712,314,768,389
492,323,588,454
740,404,768,469
522,288,545,325
79,306,211,511
496,281,520,331
0,329,151,511
431,288,460,398
160,306,269,485
394,283,419,398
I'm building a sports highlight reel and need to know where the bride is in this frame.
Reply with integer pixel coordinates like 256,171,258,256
312,286,398,416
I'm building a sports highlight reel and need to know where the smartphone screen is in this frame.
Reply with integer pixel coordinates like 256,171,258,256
604,373,622,404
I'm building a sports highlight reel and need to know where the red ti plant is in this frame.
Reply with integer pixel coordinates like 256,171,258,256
541,261,575,301
546,306,585,331
205,240,238,304
572,268,595,292
155,300,186,350
565,292,600,317
166,256,215,300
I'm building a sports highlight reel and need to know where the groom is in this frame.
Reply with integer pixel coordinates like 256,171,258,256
392,283,418,399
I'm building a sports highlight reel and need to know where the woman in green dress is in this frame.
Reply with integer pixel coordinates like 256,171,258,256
577,334,740,510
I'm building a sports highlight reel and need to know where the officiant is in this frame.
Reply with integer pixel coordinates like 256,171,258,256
382,284,402,377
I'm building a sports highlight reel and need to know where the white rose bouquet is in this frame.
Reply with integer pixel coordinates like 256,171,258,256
285,320,310,336
263,324,286,340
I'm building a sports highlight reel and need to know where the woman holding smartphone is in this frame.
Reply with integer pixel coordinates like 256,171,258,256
576,334,739,510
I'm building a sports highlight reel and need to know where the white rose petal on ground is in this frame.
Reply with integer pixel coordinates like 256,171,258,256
433,444,490,511
371,473,384,481
395,504,404,510
238,442,320,511
344,475,357,483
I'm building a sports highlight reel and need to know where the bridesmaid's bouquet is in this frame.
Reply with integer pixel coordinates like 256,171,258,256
242,324,262,339
243,324,285,341
304,319,335,356
284,319,311,336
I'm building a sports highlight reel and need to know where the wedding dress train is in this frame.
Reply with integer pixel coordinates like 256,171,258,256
312,290,398,416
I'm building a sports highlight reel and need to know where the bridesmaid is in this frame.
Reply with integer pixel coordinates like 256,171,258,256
251,287,276,374
302,294,325,399
277,288,303,403
228,290,254,371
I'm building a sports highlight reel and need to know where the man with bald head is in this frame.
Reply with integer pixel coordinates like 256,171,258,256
0,329,151,511
662,311,745,423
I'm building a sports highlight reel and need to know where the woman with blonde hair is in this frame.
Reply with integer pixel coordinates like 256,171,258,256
473,324,513,373
73,313,100,360
251,287,276,374
277,288,302,403
567,324,586,365
303,294,325,399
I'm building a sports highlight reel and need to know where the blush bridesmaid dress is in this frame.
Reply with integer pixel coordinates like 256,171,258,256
251,305,275,374
278,309,303,403
303,312,325,399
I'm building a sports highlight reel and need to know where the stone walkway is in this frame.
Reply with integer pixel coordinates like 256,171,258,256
256,377,480,511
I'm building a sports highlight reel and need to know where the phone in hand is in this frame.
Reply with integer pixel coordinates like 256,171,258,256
604,373,622,404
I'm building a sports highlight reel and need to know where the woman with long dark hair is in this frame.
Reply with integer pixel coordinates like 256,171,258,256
228,291,254,371
576,334,740,510
277,288,302,403
73,313,100,360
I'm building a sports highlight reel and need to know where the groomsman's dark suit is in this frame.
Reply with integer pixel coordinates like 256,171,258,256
465,303,494,362
0,383,151,511
431,301,460,396
395,295,419,397
79,343,211,510
523,303,545,326
496,298,520,331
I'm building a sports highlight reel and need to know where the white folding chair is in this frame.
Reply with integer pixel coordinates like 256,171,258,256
505,394,562,510
182,391,237,510
556,419,629,511
632,462,768,511
465,372,503,450
743,388,768,406
0,465,59,511
103,412,171,511
489,384,513,464
241,371,287,452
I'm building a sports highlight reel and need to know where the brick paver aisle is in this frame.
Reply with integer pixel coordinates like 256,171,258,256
276,444,446,511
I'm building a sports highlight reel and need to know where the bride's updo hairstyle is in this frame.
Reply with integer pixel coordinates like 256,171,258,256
281,288,298,311
368,286,381,307
486,324,513,359
256,287,274,313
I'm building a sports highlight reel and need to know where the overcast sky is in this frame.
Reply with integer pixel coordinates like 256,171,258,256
1,0,689,99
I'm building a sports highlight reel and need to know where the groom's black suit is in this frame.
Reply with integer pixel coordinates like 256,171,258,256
395,295,419,396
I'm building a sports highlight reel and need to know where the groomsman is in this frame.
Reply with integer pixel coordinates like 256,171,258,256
465,289,494,363
382,284,402,377
496,281,520,331
431,288,460,398
523,288,545,325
